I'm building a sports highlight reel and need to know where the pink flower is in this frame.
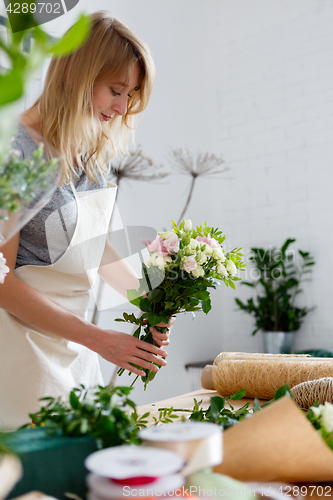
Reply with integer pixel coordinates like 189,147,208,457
146,235,169,257
196,235,219,249
182,255,197,273
163,234,180,254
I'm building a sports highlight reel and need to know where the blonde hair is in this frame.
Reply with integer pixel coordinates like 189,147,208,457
34,11,155,185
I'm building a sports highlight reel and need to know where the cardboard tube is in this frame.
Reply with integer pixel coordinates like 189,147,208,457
201,365,214,390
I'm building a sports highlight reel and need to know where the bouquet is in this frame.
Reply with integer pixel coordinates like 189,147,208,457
116,220,245,389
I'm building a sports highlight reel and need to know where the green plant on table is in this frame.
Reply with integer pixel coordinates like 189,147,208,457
158,384,293,429
20,384,181,449
235,238,315,335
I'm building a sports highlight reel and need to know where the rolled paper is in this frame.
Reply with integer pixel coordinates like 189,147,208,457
201,365,214,390
0,454,22,500
139,421,222,477
214,396,333,483
208,352,333,400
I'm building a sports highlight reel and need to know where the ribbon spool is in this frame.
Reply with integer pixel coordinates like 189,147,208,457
85,445,185,500
85,445,184,479
291,377,333,409
139,421,223,477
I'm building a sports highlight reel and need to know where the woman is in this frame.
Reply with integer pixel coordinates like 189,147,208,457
0,12,172,429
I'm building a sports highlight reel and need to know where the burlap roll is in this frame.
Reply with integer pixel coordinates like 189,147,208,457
206,352,333,400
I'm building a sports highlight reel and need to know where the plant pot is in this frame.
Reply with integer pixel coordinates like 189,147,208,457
263,331,295,354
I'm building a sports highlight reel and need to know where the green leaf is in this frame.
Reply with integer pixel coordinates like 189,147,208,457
49,14,91,56
127,289,142,307
229,389,246,400
0,71,24,105
69,390,80,410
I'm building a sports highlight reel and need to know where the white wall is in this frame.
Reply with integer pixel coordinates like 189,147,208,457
3,1,333,405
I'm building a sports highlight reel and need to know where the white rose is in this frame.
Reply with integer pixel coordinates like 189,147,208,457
203,244,213,256
192,265,205,278
320,402,333,433
183,220,192,231
212,247,225,261
188,238,199,251
197,253,208,265
311,406,322,418
145,252,171,269
217,262,228,278
158,230,176,240
0,252,10,284
226,260,237,276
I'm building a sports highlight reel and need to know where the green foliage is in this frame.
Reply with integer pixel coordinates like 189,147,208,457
21,385,142,449
159,385,294,430
0,10,90,212
235,238,315,334
0,147,58,212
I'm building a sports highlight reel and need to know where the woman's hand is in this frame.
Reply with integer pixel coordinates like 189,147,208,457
150,316,176,347
92,329,168,377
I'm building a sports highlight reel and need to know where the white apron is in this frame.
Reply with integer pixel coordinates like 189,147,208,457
0,183,116,430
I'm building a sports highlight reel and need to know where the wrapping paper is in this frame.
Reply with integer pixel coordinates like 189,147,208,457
214,396,333,483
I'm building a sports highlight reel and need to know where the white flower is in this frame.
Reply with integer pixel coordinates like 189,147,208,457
311,406,322,418
183,220,192,231
212,247,225,262
320,402,333,433
192,265,205,278
146,252,172,269
203,244,213,256
226,260,237,276
158,230,176,240
181,255,197,273
197,252,208,265
187,238,199,252
217,262,228,278
0,253,10,284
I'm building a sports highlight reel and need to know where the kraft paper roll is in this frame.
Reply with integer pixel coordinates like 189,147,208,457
139,421,222,477
214,396,333,483
0,454,22,500
203,352,333,400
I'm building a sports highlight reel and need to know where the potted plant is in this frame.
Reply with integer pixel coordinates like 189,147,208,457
235,238,315,353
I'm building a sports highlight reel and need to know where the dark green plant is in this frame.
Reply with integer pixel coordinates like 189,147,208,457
20,384,179,449
235,238,315,335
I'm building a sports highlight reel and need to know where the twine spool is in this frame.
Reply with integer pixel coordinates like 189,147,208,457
210,352,333,400
291,377,333,409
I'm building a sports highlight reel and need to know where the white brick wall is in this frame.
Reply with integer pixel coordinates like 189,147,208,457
22,0,333,404
213,0,333,355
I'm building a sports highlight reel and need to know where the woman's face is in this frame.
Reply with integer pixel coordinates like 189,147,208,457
92,63,141,122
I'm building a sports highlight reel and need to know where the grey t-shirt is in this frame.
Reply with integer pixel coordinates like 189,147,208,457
13,124,107,268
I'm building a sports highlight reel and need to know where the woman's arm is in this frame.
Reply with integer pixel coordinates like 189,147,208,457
0,234,167,377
